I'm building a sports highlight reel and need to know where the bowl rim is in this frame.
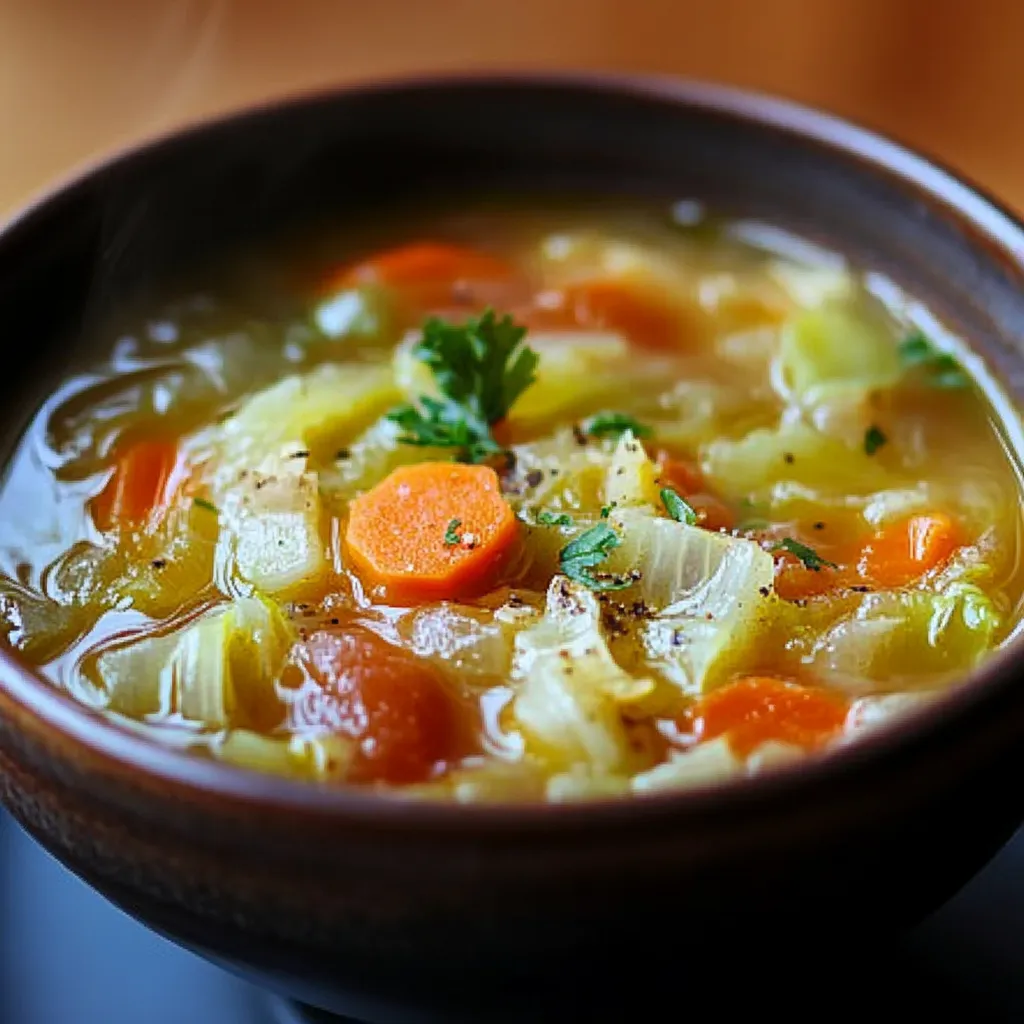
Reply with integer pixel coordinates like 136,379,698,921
3,68,1024,832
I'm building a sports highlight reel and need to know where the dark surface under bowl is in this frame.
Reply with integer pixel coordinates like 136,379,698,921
2,74,1024,1021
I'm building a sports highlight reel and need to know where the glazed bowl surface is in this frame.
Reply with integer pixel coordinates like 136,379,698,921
2,73,1024,1020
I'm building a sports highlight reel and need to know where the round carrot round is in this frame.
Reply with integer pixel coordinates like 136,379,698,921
694,676,848,757
345,462,519,604
291,626,471,784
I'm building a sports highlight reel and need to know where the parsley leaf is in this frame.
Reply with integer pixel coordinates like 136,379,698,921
443,518,462,546
559,522,635,591
864,425,887,455
388,309,539,463
898,331,969,389
537,510,573,526
193,498,219,514
583,412,653,440
660,487,698,525
771,538,837,571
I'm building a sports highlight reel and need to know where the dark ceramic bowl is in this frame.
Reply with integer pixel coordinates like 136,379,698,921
2,73,1024,1022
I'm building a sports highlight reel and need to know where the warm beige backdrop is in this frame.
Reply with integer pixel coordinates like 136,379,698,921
3,0,1024,216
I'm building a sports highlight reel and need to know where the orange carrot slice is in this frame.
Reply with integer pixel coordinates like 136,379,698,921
290,624,473,784
344,462,518,604
90,437,181,534
857,512,962,588
519,277,691,350
694,676,848,757
653,449,736,531
320,241,518,312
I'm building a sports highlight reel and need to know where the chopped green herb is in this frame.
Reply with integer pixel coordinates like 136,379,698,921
387,308,539,463
583,412,653,440
864,425,887,455
537,510,573,526
559,522,634,592
898,331,969,389
771,538,838,571
443,518,462,546
660,487,698,525
600,504,613,519
193,498,219,514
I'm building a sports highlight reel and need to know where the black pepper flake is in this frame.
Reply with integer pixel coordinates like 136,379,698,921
289,449,311,459
783,452,795,465
335,448,351,460
330,617,340,625
151,558,166,570
758,585,770,597
525,469,544,488
848,585,872,593
813,521,826,531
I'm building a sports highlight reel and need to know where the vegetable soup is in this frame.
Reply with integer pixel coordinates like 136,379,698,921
1,200,1020,801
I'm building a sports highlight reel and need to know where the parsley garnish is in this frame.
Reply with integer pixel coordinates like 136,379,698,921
771,538,837,571
898,331,969,389
583,412,653,440
537,511,573,526
660,487,698,525
864,425,887,455
600,504,613,518
559,522,634,591
388,309,539,463
193,498,219,514
443,518,462,546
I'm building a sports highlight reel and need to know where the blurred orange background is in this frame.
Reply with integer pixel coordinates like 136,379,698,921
3,0,1023,217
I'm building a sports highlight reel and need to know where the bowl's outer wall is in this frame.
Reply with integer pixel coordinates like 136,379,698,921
2,77,1024,1015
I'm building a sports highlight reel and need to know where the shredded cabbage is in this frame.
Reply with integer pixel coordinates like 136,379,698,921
605,508,777,693
702,419,896,501
199,362,400,492
214,729,354,781
511,577,655,773
776,297,901,406
807,582,1001,691
91,595,294,726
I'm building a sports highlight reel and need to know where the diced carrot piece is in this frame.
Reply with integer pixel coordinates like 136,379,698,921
857,513,962,588
557,278,686,350
653,450,735,531
694,676,848,757
653,449,705,495
321,241,518,312
773,556,846,601
90,437,182,534
344,462,519,604
290,625,474,784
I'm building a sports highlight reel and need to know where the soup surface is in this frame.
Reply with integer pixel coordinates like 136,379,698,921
0,200,1021,801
